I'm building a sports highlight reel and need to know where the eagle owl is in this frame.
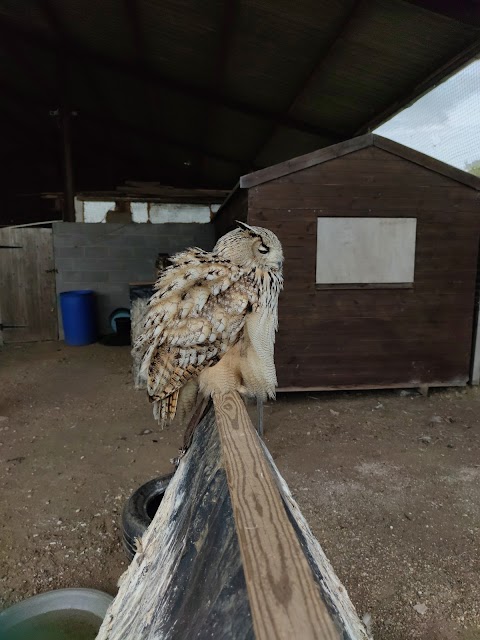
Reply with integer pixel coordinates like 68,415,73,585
133,222,284,427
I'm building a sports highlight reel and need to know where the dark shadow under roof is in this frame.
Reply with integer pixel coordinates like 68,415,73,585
1,0,480,194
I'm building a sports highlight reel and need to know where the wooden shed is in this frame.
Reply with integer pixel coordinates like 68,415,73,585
214,134,480,392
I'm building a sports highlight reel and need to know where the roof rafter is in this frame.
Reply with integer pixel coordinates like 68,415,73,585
0,75,248,171
36,0,120,156
0,15,339,141
250,0,362,164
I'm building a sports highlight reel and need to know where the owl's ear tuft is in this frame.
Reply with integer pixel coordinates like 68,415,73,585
236,220,254,232
235,221,258,237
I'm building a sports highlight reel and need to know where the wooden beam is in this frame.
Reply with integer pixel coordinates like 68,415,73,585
373,135,480,191
0,76,246,171
213,392,340,640
240,135,373,188
36,0,118,156
0,15,338,140
250,0,360,163
36,0,77,213
96,398,369,640
240,133,480,191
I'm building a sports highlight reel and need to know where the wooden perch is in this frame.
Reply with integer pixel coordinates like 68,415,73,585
96,392,370,640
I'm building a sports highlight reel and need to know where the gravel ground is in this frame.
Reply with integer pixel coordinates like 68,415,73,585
0,342,479,639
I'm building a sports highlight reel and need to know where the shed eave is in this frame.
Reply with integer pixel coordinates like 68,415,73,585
239,133,480,192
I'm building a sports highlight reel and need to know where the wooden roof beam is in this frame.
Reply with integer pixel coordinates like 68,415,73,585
0,75,247,171
250,0,361,164
0,15,339,141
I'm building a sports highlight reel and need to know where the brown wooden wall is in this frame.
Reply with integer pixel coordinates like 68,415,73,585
247,146,480,389
213,189,247,240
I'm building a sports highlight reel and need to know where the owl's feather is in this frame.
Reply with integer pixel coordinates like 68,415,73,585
133,225,283,427
133,249,258,425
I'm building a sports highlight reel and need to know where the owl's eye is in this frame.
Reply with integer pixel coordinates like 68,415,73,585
258,244,269,254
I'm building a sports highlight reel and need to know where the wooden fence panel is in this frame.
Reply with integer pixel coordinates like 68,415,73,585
0,228,57,342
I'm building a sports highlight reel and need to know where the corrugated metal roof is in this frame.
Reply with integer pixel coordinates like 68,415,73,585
0,0,479,196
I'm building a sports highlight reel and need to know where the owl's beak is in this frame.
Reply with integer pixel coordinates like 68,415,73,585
277,260,283,269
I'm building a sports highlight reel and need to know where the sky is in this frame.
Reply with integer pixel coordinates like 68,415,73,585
375,58,480,171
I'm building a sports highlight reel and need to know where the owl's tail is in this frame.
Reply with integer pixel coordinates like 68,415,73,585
151,390,179,428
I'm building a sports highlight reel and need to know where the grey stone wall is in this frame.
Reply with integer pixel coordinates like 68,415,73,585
53,222,215,336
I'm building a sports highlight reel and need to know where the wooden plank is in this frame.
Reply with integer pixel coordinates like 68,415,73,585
96,400,368,640
96,407,256,640
315,283,414,290
373,136,480,191
247,195,480,212
213,391,341,640
0,228,57,342
277,380,466,393
240,134,480,191
0,229,28,342
259,443,372,640
240,135,373,188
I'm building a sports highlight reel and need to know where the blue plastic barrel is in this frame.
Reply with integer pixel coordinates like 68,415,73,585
60,290,97,346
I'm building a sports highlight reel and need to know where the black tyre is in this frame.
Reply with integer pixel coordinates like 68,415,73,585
121,473,174,561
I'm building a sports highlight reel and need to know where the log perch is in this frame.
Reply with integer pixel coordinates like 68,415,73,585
96,392,370,640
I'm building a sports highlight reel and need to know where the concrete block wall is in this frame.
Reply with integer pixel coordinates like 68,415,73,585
53,222,215,336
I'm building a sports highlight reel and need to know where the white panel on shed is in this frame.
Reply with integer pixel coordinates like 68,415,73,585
131,202,149,223
83,201,116,223
149,204,211,224
316,217,417,285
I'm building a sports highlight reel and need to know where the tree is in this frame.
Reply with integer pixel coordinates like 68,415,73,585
466,160,480,177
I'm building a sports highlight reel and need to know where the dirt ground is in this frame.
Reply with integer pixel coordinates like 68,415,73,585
0,342,479,640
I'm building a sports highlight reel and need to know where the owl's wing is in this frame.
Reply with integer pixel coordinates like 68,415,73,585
133,250,257,411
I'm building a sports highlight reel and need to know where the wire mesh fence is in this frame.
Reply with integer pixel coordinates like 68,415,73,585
376,58,480,175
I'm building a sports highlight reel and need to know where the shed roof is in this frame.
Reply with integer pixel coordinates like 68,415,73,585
239,134,480,190
1,1,480,193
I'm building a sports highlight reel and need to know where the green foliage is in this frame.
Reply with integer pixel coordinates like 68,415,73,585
466,160,480,177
